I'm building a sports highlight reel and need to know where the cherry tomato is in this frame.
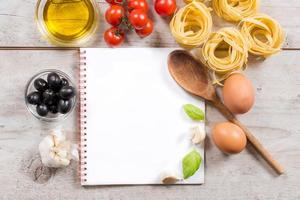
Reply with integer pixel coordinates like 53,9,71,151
154,0,177,16
135,19,153,38
127,0,149,12
129,9,149,29
105,0,123,5
105,5,125,26
104,27,125,47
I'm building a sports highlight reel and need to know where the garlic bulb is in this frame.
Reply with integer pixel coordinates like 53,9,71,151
39,130,78,168
190,126,206,144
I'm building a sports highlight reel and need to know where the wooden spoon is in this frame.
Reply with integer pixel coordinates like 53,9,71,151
168,50,284,174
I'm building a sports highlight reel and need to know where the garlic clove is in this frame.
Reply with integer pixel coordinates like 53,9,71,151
190,126,206,144
70,144,79,161
160,170,180,184
39,135,55,150
56,148,68,158
40,151,56,168
58,157,71,166
162,176,179,184
39,135,54,163
52,131,66,145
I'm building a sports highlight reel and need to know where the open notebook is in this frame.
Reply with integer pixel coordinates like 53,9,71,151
79,48,205,185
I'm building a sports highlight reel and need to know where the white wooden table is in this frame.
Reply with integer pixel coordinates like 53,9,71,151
0,0,299,199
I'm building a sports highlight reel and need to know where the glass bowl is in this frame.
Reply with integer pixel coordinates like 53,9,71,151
35,0,99,46
25,69,77,122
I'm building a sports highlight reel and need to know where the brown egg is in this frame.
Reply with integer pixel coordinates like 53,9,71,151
212,122,247,154
223,73,255,114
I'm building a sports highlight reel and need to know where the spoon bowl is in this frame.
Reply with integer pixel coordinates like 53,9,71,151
168,50,216,101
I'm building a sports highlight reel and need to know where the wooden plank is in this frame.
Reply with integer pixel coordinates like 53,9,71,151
0,0,299,48
0,49,299,199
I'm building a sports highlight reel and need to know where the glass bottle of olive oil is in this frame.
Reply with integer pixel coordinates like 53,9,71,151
36,0,98,46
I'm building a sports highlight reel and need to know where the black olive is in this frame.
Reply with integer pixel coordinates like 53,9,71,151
27,92,42,105
47,72,62,91
58,99,72,114
36,104,48,116
61,78,69,87
46,95,59,106
59,86,75,100
42,89,55,105
49,104,58,114
34,78,48,92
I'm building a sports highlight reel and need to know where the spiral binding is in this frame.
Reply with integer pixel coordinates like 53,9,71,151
79,49,88,184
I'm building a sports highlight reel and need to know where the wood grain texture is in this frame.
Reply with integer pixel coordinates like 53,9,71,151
0,0,299,48
0,50,299,199
0,0,300,199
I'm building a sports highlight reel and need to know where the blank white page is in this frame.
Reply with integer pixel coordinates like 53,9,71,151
82,48,205,185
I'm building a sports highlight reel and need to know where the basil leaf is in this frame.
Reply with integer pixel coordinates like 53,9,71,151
183,104,204,121
182,149,202,179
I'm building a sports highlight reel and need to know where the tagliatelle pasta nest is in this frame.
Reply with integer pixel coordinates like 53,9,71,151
202,27,248,85
169,1,212,48
239,13,284,57
212,0,259,22
184,0,206,5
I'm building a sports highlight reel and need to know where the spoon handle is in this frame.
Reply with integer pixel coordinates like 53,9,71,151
210,98,285,175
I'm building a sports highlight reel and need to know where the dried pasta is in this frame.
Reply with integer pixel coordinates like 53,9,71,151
170,1,212,48
184,0,206,5
202,27,248,84
239,13,284,57
212,0,259,22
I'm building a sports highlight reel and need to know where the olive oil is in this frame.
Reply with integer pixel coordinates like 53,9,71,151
42,0,96,42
